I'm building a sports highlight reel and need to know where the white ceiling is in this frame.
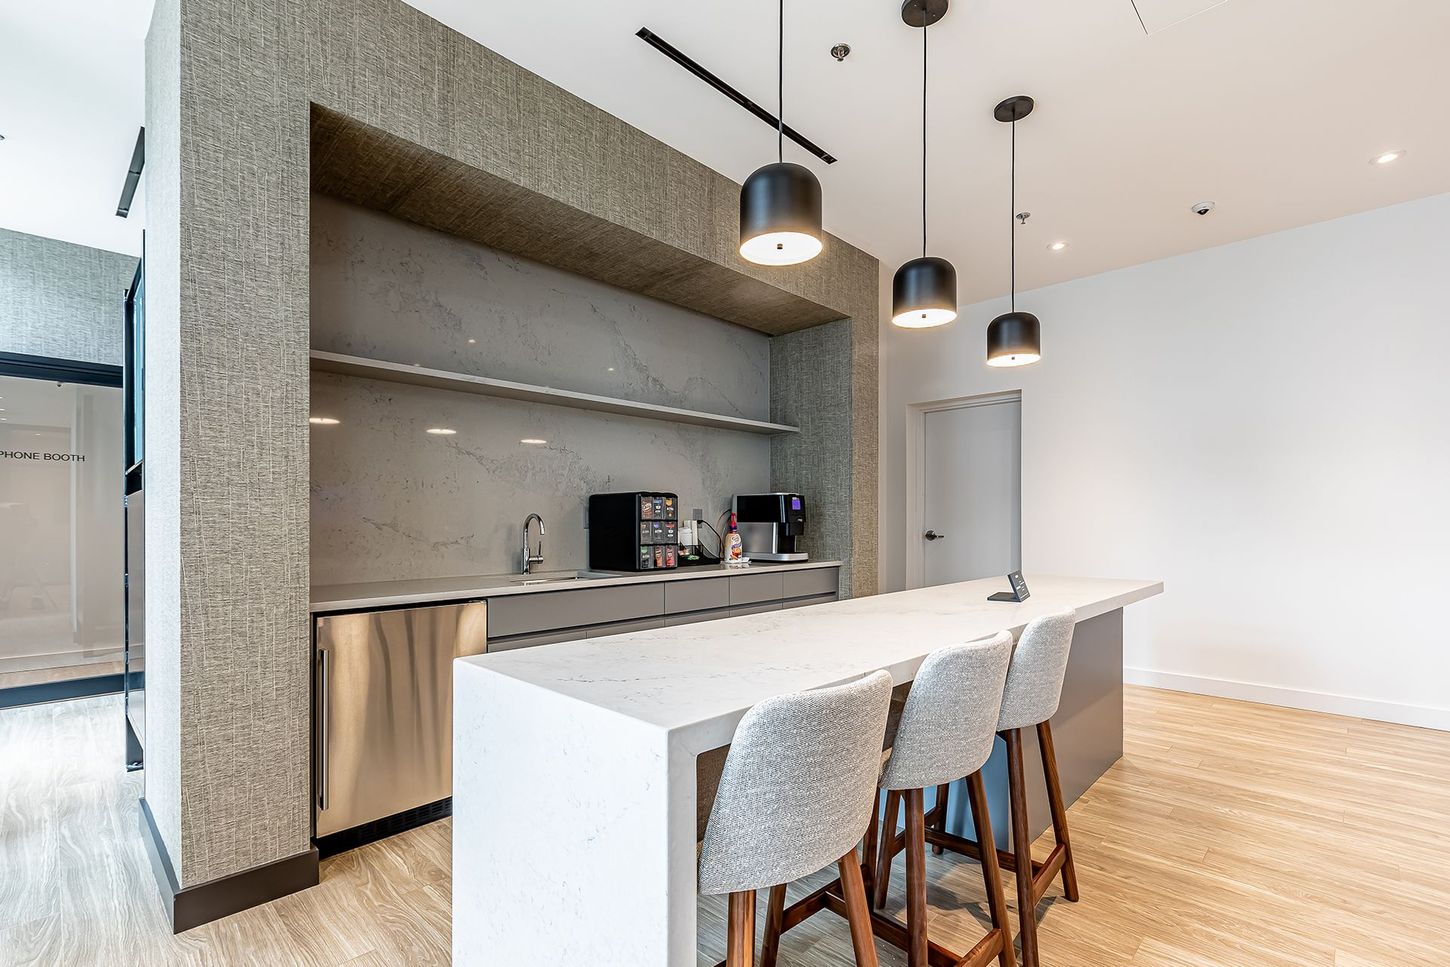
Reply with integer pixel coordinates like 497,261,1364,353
4,0,1447,297
409,0,1450,301
0,0,152,255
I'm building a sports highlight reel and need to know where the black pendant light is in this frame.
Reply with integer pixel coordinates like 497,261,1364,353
739,0,824,266
892,0,956,328
986,95,1042,367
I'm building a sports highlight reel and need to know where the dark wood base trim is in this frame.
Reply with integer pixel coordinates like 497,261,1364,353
139,797,319,933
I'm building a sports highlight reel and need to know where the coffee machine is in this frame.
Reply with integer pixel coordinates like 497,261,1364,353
731,493,807,562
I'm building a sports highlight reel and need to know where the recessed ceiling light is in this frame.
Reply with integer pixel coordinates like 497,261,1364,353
467,338,476,344
426,427,457,435
606,367,616,372
519,438,547,445
308,416,340,425
1047,241,1069,252
1371,149,1405,165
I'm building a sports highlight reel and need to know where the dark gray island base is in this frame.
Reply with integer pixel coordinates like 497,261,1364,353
957,607,1124,847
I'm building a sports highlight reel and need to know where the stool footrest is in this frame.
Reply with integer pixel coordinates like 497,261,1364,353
923,826,1047,878
771,870,1007,967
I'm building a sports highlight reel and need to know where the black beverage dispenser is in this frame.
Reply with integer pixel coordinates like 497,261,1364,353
588,492,679,571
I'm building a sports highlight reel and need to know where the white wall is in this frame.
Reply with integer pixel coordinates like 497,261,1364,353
880,193,1450,729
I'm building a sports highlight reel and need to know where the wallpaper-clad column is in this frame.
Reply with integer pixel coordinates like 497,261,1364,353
140,0,184,880
143,0,314,886
146,0,878,894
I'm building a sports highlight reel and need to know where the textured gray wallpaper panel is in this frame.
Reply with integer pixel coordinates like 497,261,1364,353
0,228,134,366
772,320,857,594
150,0,876,891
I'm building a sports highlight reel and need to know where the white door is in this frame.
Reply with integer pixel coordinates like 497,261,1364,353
920,397,1021,587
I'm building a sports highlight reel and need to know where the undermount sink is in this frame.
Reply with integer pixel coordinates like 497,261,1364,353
505,570,616,585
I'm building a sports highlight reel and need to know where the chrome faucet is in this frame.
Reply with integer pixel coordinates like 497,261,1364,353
521,513,546,574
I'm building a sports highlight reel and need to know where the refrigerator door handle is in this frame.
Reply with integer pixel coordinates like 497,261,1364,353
318,646,331,812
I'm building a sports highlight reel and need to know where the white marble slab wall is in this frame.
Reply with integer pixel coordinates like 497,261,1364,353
310,196,772,583
311,194,770,419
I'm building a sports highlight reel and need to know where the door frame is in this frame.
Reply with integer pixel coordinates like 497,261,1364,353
0,353,126,706
905,390,1022,590
0,351,123,388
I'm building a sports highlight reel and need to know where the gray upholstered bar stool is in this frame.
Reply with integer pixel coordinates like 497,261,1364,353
699,670,893,967
908,611,1080,967
762,634,1016,967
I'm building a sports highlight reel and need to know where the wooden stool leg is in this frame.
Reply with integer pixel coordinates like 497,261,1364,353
930,782,950,855
1005,729,1039,967
760,884,786,967
838,851,881,967
727,890,756,967
1037,720,1080,902
968,771,1017,967
873,789,902,909
904,788,929,967
862,790,881,902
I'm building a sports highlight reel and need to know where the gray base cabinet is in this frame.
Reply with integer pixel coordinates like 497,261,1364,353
485,566,839,652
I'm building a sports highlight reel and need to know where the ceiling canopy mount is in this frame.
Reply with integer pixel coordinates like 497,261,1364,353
900,0,950,29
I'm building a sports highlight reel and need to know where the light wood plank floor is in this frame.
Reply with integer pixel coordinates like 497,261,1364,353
3,688,1448,966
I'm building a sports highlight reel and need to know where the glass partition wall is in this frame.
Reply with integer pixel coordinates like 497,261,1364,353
0,367,124,699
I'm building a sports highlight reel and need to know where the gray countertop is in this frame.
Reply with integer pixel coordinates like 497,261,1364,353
310,559,843,613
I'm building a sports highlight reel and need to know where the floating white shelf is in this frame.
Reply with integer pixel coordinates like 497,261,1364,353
309,351,800,436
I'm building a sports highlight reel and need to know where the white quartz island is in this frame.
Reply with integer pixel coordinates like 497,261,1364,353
452,574,1162,965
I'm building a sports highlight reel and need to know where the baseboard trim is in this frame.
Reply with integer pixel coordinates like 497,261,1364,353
1124,667,1450,732
139,797,319,933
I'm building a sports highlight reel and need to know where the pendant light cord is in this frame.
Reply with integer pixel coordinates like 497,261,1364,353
778,0,785,164
921,20,928,259
1010,118,1016,312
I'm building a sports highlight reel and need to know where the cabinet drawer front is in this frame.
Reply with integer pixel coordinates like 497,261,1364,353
729,601,784,618
784,567,839,601
488,628,585,653
587,616,667,639
664,577,729,615
664,608,731,627
728,572,785,606
782,592,838,610
488,584,664,638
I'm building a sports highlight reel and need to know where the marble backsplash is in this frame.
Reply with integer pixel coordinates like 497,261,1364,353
311,193,771,421
310,374,769,583
308,198,778,585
